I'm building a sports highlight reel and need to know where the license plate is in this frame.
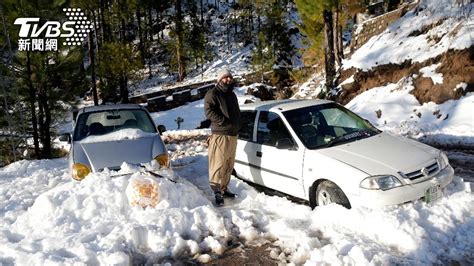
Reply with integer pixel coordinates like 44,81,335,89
424,183,442,203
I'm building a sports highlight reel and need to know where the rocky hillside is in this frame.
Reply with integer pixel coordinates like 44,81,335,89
337,0,473,105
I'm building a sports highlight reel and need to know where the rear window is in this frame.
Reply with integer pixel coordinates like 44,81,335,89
73,109,156,141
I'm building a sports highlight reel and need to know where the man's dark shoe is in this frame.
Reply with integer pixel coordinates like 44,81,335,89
215,192,224,206
223,190,237,198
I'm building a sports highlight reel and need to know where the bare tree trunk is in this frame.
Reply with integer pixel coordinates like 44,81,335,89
38,88,52,158
0,70,16,161
249,6,254,41
37,91,45,158
119,75,129,103
257,14,261,33
323,9,336,91
227,15,231,53
136,8,145,65
120,18,126,42
175,0,186,82
333,10,342,67
337,18,344,60
93,10,100,51
88,28,98,106
148,5,153,41
99,0,109,42
26,51,40,158
200,0,204,25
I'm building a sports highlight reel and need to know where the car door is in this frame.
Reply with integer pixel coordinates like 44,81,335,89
235,110,260,183
254,111,306,199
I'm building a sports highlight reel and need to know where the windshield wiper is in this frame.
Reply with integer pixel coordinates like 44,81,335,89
325,130,375,147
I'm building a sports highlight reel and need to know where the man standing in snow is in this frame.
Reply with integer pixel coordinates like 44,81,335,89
204,69,242,206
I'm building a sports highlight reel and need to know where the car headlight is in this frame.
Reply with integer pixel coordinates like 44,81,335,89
72,163,91,181
154,154,170,168
360,175,402,190
438,152,449,169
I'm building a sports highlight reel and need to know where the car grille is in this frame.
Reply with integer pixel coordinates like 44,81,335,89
403,161,439,180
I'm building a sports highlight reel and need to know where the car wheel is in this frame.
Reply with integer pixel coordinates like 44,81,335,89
315,181,351,209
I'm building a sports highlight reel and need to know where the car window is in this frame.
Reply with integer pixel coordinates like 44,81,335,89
74,109,156,141
320,108,359,128
284,103,379,149
239,111,257,141
257,111,292,147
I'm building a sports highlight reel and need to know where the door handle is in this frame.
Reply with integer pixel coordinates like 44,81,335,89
256,151,262,157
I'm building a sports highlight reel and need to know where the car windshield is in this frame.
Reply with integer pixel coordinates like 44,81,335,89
283,103,380,149
73,109,156,141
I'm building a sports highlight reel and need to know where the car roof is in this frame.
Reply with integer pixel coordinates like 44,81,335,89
240,99,334,112
78,104,146,115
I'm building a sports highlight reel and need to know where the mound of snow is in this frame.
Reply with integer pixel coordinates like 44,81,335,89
2,165,229,265
346,76,474,145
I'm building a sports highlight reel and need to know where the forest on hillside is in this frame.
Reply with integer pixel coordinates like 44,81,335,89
0,0,398,164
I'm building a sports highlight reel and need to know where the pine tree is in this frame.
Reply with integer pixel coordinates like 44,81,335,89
295,0,366,93
2,0,88,159
186,0,213,74
251,32,275,82
98,42,143,103
250,0,294,81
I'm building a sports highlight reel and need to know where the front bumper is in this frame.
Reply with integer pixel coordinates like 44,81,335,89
350,165,454,208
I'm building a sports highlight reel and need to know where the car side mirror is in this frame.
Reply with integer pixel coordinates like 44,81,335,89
59,133,71,143
276,138,295,150
157,125,166,135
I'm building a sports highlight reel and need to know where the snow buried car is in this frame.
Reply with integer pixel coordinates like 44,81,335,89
234,99,454,208
60,104,169,181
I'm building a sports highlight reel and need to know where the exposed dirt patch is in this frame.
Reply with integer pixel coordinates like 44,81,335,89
413,48,474,103
337,48,473,105
246,84,277,101
205,243,279,265
162,132,210,144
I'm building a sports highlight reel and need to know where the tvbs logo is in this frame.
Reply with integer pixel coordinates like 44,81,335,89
14,8,94,51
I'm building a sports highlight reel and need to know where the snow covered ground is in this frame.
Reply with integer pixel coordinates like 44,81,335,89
1,85,473,264
1,0,473,263
346,79,474,147
1,128,473,265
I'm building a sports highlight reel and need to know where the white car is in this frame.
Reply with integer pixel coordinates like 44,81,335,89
60,104,169,181
233,99,454,208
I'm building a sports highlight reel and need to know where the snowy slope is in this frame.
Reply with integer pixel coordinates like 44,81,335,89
293,0,474,146
346,79,474,146
343,0,474,71
341,0,474,145
131,3,303,97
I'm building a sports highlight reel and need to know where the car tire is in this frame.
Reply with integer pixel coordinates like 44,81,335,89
315,181,351,209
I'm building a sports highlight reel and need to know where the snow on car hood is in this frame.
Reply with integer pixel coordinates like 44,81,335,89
80,128,157,143
318,132,439,175
75,129,163,172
